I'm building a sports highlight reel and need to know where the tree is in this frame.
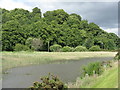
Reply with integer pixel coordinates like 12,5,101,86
2,20,25,51
26,38,43,51
108,33,119,48
1,7,119,51
83,38,94,49
32,7,41,18
70,13,81,21
94,38,104,49
104,39,116,50
32,38,43,51
25,37,33,49
66,13,81,27
79,20,89,29
43,9,69,24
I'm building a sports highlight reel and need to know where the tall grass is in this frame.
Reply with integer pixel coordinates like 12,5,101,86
68,61,118,88
1,51,117,71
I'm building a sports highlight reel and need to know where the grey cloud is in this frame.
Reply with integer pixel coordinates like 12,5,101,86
58,2,118,29
26,2,118,34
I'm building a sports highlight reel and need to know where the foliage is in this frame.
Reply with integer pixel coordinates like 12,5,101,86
89,45,101,51
74,46,87,52
104,39,116,50
14,43,29,51
25,38,43,51
83,38,94,49
29,73,67,90
79,61,117,88
32,7,41,18
101,60,112,68
31,38,43,51
25,37,33,49
108,33,119,48
82,62,103,76
43,9,69,24
114,50,120,60
61,46,73,52
1,7,119,51
50,44,62,52
82,60,112,77
94,33,117,50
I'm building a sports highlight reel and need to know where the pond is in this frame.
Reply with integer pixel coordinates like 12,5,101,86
2,57,113,88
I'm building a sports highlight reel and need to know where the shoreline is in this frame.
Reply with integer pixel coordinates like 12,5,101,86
67,60,118,88
2,51,117,72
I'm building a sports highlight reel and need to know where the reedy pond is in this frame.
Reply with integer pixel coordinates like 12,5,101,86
2,57,113,88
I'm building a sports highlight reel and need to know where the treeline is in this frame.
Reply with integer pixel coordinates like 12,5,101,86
1,7,119,51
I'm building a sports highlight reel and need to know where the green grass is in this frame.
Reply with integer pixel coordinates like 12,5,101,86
91,62,118,88
1,51,117,72
77,61,118,88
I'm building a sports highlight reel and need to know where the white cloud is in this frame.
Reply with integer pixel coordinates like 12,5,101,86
0,0,32,11
101,27,118,35
26,0,119,2
26,0,58,2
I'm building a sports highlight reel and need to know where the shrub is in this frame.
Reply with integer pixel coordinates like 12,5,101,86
101,61,112,68
82,62,103,76
74,46,87,52
14,44,29,51
114,50,120,60
29,73,67,89
50,44,62,52
61,46,73,52
71,47,75,52
89,45,101,51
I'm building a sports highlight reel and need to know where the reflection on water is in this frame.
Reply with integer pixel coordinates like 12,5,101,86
2,57,113,88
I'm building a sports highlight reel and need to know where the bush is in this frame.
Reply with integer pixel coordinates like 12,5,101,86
61,46,73,52
14,44,29,51
101,61,112,68
89,45,101,51
29,73,67,89
74,46,87,52
114,50,120,60
50,44,62,52
82,62,103,76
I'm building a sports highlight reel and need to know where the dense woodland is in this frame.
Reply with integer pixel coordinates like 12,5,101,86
1,7,119,51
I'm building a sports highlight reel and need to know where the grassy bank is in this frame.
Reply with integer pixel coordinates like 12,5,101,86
1,51,117,71
91,63,118,88
68,61,118,88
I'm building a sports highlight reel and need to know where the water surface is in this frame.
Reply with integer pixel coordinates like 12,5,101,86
2,57,113,88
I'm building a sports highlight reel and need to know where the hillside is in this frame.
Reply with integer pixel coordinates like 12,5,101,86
1,7,119,51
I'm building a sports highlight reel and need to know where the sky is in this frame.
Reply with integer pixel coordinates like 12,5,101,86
0,0,119,35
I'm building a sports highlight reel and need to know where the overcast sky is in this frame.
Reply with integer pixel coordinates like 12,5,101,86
0,0,119,35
